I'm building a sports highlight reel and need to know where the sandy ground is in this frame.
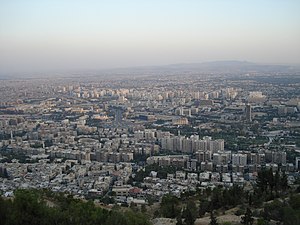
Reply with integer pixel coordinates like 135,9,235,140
152,214,242,225
152,218,176,225
195,214,242,225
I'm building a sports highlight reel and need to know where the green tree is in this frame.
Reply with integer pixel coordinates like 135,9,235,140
0,188,152,225
209,211,218,225
222,222,232,225
123,210,151,225
256,169,269,194
105,210,127,225
176,213,183,225
199,199,210,217
183,200,197,225
263,199,284,222
160,194,180,218
280,171,288,192
12,189,47,225
0,196,12,225
241,208,254,225
141,204,147,213
282,206,300,225
257,218,269,225
130,202,138,212
274,171,280,194
267,169,275,194
289,194,300,209
211,187,223,210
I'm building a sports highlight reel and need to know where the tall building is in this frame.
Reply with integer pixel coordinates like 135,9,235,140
245,104,252,122
295,157,300,171
195,151,211,162
232,153,247,166
209,139,225,153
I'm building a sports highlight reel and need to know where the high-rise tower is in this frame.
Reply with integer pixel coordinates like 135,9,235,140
245,104,252,122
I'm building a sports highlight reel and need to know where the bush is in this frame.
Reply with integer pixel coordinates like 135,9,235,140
235,208,245,216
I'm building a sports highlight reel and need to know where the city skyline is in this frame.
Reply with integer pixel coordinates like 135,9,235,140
1,0,300,74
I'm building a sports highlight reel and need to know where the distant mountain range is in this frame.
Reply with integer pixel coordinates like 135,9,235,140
103,60,297,75
1,61,299,79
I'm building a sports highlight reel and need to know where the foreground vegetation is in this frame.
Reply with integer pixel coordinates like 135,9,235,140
157,169,300,225
1,169,299,225
0,189,151,225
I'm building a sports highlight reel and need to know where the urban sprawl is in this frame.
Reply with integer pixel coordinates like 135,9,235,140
1,72,300,206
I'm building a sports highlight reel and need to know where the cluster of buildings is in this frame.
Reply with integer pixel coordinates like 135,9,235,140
1,72,300,203
1,160,132,198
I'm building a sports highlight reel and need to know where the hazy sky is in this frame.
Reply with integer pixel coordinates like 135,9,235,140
1,0,300,73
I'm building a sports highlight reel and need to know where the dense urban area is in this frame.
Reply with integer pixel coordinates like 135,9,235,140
1,70,300,225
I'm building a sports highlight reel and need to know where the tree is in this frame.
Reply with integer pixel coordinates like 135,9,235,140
248,193,253,206
263,199,284,222
183,200,197,225
199,199,210,217
101,196,115,205
130,202,138,212
289,194,300,210
282,206,299,225
209,211,218,225
211,187,223,210
146,195,155,206
257,218,269,225
267,168,275,194
176,213,183,225
280,171,288,192
160,194,180,218
141,204,147,213
0,189,152,225
0,196,12,225
274,171,280,195
241,208,254,225
256,169,269,194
